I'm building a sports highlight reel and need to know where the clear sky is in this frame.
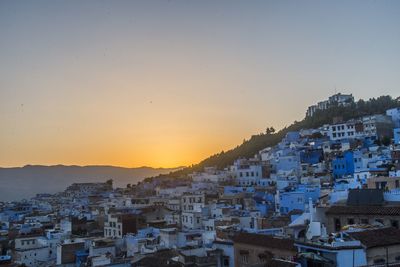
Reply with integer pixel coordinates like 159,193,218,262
1,0,399,168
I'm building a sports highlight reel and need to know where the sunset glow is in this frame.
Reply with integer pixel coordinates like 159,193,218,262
1,1,400,168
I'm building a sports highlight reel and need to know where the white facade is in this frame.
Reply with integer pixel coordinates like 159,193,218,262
181,211,203,230
322,122,356,141
159,228,178,248
14,236,52,267
104,214,123,238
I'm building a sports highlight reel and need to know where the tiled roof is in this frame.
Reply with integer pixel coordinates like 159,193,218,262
348,227,400,249
233,232,296,251
326,205,400,216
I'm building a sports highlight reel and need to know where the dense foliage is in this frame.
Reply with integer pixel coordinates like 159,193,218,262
147,95,399,181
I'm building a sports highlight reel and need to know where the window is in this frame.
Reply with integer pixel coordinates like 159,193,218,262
396,180,400,188
392,220,399,229
347,218,355,225
360,218,368,224
241,255,248,264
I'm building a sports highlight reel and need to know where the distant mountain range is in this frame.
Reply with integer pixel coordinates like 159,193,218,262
0,165,183,201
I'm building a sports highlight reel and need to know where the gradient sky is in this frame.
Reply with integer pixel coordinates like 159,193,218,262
1,0,400,168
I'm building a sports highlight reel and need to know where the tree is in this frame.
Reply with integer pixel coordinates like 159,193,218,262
106,179,113,187
127,183,131,188
266,127,276,135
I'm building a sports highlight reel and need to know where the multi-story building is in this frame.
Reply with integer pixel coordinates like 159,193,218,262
332,151,354,179
306,93,354,117
325,189,400,232
322,121,357,141
361,114,394,140
104,213,143,238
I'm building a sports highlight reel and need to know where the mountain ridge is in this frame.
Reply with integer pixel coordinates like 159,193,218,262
0,165,183,201
147,95,400,180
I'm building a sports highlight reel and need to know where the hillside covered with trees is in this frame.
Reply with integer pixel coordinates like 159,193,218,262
147,95,400,181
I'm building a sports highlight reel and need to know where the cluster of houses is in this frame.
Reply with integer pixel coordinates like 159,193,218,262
1,96,400,267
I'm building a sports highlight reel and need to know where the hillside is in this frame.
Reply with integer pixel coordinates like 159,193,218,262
151,95,400,180
0,165,183,201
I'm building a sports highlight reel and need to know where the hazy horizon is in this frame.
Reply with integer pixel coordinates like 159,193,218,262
1,0,400,168
0,164,185,169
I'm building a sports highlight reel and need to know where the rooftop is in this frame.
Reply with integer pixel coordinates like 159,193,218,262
326,205,400,216
348,227,400,249
232,232,296,251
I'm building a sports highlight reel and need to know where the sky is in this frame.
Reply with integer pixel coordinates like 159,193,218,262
1,0,400,168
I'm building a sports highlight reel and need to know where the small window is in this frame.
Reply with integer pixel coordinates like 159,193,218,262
392,220,399,229
242,255,248,264
347,218,355,225
360,218,368,224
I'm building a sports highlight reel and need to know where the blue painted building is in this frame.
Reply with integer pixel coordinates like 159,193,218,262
394,128,400,145
300,149,324,164
253,192,275,216
285,131,301,143
333,151,354,179
279,185,320,214
275,154,300,172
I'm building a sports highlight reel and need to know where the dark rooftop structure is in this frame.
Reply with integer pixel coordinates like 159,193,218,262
346,189,384,206
232,232,296,251
326,205,400,216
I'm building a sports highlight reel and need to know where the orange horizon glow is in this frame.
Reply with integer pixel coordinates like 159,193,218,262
1,1,400,168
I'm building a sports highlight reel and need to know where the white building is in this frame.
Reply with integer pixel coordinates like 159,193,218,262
386,107,400,128
306,93,354,117
321,121,356,141
14,236,51,267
